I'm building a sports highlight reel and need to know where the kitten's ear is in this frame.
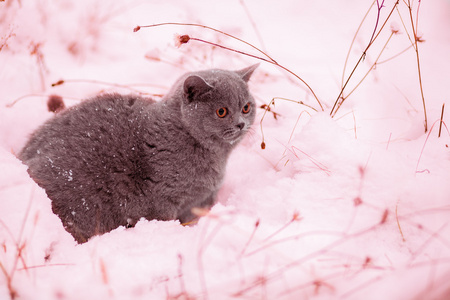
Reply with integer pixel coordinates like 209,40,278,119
236,64,259,82
183,75,213,102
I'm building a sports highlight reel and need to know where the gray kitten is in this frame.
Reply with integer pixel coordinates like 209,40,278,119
19,65,258,243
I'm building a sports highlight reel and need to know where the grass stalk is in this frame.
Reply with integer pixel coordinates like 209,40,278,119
396,201,406,242
438,103,445,138
134,22,324,112
259,97,317,149
331,1,399,117
341,0,377,89
406,0,428,132
343,31,395,100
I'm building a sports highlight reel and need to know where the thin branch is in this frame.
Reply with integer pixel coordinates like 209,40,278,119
239,0,268,52
438,103,445,138
259,97,317,149
134,22,277,63
344,32,395,100
135,22,324,111
341,0,377,89
368,0,386,48
331,1,399,117
376,44,414,64
406,0,428,132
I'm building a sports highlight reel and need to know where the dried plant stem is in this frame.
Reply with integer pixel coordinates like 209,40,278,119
135,22,324,111
189,37,273,64
376,44,414,65
6,94,45,108
0,262,17,299
286,111,311,147
406,0,428,132
415,120,450,173
287,146,331,176
238,224,378,296
368,0,386,46
196,219,225,300
135,22,277,63
186,37,322,112
0,187,36,299
396,201,406,242
438,103,445,138
175,254,189,298
341,0,377,89
0,30,15,52
240,219,260,256
259,97,317,149
262,211,302,242
331,1,399,117
239,0,267,52
344,31,395,100
29,43,47,92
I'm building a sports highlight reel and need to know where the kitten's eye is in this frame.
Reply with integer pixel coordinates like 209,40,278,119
216,107,227,118
242,103,251,114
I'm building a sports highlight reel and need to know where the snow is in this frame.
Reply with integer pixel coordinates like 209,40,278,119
1,0,450,299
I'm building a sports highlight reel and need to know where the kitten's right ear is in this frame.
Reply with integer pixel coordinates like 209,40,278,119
183,75,213,102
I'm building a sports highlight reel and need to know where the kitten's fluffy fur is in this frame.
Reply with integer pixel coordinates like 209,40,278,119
19,65,258,243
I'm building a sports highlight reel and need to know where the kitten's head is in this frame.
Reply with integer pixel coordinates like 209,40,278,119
179,64,258,150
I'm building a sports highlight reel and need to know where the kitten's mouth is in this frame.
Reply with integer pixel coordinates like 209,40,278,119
222,129,244,144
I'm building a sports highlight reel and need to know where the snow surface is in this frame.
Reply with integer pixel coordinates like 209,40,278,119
1,0,450,299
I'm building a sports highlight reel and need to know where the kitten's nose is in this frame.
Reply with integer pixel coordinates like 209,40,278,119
236,122,245,130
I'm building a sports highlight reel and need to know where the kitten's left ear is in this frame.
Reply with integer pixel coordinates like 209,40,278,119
183,75,214,102
236,63,259,82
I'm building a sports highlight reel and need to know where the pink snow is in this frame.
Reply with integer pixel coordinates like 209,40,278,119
1,0,450,299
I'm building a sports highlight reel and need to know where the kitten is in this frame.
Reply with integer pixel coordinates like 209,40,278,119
19,65,258,243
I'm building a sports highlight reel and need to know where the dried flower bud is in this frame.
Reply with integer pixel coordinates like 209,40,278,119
390,22,400,34
353,197,363,206
292,211,302,221
47,95,65,113
51,79,65,87
174,34,190,47
416,33,425,43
